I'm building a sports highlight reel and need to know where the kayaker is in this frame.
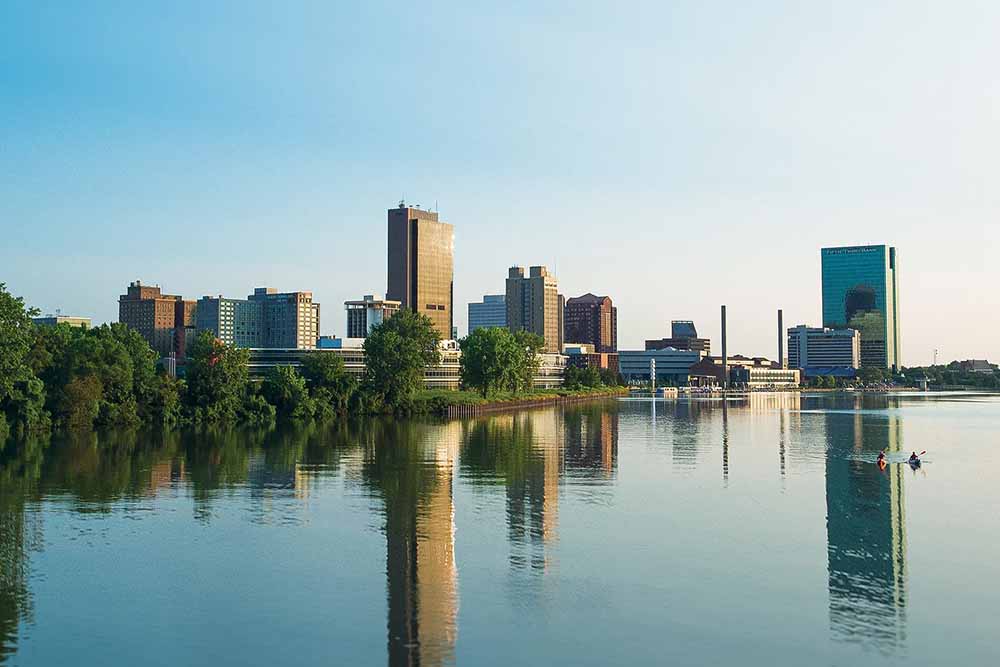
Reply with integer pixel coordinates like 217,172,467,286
877,450,886,464
909,451,920,464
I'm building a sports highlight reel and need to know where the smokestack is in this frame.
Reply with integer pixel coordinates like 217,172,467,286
778,309,784,369
721,305,728,390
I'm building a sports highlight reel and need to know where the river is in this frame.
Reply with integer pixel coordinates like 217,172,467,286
1,392,998,666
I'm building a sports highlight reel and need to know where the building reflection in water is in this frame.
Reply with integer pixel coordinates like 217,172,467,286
359,420,459,667
461,405,618,579
824,410,907,652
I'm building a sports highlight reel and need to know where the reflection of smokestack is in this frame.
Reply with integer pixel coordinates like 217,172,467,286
721,305,728,389
778,309,784,369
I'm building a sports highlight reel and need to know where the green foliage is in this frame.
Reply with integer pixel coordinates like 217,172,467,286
564,365,603,390
184,331,250,423
300,352,357,414
262,366,315,421
459,327,525,397
148,374,183,426
512,331,544,392
857,367,890,384
0,283,47,435
363,309,440,410
598,368,623,387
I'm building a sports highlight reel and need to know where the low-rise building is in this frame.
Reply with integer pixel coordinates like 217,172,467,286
246,342,565,390
32,315,91,328
730,365,801,388
618,349,704,385
957,359,996,374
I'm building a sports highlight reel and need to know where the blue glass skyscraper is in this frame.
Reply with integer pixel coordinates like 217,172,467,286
821,245,900,370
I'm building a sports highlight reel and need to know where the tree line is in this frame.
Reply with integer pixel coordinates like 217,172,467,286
2,283,613,442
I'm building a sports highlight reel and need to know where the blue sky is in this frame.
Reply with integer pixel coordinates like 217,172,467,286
2,1,997,364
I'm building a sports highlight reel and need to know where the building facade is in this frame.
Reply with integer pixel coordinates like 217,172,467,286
246,343,566,390
730,366,801,388
821,245,900,370
387,204,454,339
506,265,563,353
196,297,264,348
618,349,704,385
197,288,319,350
248,288,320,349
118,281,186,358
468,294,507,333
645,320,711,354
345,294,401,338
32,315,91,328
563,293,617,352
787,326,861,370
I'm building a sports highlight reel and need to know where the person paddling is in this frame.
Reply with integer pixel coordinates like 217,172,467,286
909,451,921,465
877,450,886,469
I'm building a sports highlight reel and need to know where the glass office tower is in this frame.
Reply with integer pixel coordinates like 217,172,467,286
821,245,900,370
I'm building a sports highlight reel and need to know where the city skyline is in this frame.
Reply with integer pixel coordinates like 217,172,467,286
3,3,998,364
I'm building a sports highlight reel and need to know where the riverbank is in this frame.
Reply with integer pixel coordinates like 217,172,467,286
413,387,629,418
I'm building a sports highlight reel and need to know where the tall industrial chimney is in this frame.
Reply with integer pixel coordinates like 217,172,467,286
721,305,728,390
778,309,784,369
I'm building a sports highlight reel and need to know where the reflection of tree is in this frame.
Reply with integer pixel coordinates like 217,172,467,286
359,419,458,667
824,412,907,652
461,413,559,572
0,436,47,664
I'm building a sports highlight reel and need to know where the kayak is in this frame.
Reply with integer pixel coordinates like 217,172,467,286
908,459,921,468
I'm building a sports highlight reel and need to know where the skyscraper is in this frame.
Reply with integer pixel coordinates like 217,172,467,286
563,293,617,352
387,204,454,339
506,266,563,353
821,245,901,370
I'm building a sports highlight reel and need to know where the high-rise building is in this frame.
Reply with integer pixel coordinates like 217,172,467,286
196,296,264,348
821,245,900,370
197,288,319,349
248,288,320,349
787,325,861,370
505,266,563,353
345,294,401,338
645,320,711,354
563,293,617,352
468,294,507,333
118,281,187,357
386,203,454,338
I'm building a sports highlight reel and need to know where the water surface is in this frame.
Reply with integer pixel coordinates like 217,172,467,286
2,392,998,665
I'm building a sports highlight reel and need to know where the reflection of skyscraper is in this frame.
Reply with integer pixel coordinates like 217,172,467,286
363,421,459,667
821,245,901,370
563,407,619,477
824,412,907,651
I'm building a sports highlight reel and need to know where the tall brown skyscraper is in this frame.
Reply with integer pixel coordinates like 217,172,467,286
506,266,564,353
386,204,454,338
563,293,617,352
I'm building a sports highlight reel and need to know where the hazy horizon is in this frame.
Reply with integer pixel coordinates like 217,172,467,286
3,1,997,365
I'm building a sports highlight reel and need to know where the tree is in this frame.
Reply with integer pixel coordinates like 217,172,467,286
598,368,621,387
564,365,602,390
0,284,48,436
184,331,251,422
262,365,315,421
511,331,544,393
300,352,357,414
363,310,440,409
459,328,523,397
